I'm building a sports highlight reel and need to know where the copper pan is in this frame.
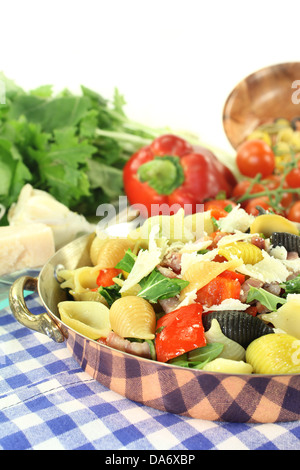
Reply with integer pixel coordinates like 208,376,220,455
9,232,300,423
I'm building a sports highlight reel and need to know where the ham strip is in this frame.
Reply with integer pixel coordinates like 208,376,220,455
106,332,152,359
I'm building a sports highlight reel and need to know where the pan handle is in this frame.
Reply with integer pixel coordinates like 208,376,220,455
9,276,65,343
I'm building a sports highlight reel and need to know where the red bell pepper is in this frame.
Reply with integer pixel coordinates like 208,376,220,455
123,134,237,217
155,304,206,363
96,268,122,287
196,270,244,309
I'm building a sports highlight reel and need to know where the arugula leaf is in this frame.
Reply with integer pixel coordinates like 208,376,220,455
30,84,53,98
98,283,121,307
246,286,287,311
0,138,31,206
169,343,224,369
31,127,96,207
9,95,92,133
115,249,137,273
137,269,189,303
187,343,224,364
281,274,300,294
0,73,200,219
116,249,189,303
87,159,124,200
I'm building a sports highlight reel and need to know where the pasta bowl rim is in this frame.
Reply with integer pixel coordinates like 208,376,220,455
38,232,300,380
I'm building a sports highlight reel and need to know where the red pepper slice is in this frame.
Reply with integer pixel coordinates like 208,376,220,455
219,270,245,284
155,304,206,363
123,134,236,217
196,271,243,309
96,268,122,287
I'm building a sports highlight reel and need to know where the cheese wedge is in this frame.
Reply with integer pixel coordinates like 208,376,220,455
0,223,55,276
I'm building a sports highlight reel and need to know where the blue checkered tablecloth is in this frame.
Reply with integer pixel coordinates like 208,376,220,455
1,272,300,451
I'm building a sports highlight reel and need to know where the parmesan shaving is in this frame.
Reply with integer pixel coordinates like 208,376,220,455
179,239,212,254
180,249,219,275
120,225,164,293
281,257,300,274
203,298,250,313
217,230,257,246
176,289,197,308
236,250,290,283
218,206,255,233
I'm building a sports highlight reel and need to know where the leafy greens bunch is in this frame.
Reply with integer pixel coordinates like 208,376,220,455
0,73,192,224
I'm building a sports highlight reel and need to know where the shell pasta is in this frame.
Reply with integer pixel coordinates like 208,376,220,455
57,208,300,375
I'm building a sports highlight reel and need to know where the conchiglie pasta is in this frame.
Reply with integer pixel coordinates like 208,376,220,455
202,358,253,374
59,266,99,293
90,234,107,266
218,242,263,265
184,210,215,237
246,334,300,374
180,258,243,300
93,238,135,269
70,290,108,305
204,319,246,361
58,301,111,340
261,296,300,339
109,296,156,340
131,208,194,245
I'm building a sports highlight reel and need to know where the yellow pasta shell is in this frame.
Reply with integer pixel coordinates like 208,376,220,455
109,296,156,340
184,210,215,237
246,334,300,374
70,290,108,305
90,235,107,266
59,266,99,293
261,297,300,339
202,358,253,374
205,319,245,361
180,258,243,300
218,242,263,265
250,214,298,237
58,301,111,340
93,238,135,269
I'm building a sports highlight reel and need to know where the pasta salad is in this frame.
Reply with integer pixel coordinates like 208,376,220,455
57,206,300,375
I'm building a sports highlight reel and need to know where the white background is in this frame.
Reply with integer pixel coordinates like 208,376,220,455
1,0,299,157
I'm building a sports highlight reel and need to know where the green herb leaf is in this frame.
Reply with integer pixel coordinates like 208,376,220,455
137,269,189,303
9,95,92,133
98,283,121,307
246,286,287,311
187,343,224,364
281,274,300,294
168,343,224,369
115,249,137,273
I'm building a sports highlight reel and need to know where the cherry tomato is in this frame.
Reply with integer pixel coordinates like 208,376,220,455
236,140,275,178
264,174,281,190
204,199,236,220
244,196,272,216
286,161,300,188
204,199,237,211
264,176,294,209
232,180,265,206
287,201,300,222
280,190,294,209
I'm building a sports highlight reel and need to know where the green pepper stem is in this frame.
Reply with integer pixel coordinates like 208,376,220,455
137,156,185,195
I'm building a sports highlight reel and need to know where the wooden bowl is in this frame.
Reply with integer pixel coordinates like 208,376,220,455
223,62,300,149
